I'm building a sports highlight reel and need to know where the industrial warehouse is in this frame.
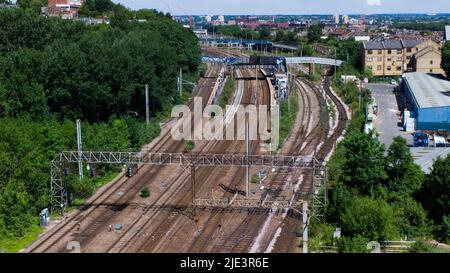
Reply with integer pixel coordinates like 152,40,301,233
403,72,450,131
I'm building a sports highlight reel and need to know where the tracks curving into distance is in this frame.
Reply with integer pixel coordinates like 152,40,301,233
27,46,349,253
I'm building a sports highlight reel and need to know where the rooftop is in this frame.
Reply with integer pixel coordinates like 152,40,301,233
363,41,384,50
363,39,423,50
401,39,421,48
403,72,450,109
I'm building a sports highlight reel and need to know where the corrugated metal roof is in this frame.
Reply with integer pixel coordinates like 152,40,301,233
403,72,450,109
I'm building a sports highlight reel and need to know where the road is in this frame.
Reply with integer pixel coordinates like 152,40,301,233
366,83,403,147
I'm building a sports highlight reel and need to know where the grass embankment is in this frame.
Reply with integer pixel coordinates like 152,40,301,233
278,88,299,150
219,76,235,108
0,225,43,253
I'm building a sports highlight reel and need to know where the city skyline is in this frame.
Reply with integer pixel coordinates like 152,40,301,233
112,0,450,15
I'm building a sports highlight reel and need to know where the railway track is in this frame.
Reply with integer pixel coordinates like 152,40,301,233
137,67,266,253
271,76,349,253
28,45,349,253
26,64,224,253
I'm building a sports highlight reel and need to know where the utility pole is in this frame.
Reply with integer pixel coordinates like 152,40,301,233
334,47,337,80
303,201,309,253
179,68,183,97
145,84,150,125
359,78,363,110
76,119,83,181
287,72,291,112
245,119,250,197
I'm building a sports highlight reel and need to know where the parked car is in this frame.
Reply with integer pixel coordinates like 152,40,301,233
413,132,429,147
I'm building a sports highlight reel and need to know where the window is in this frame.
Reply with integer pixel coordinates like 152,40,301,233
430,69,433,73
367,57,373,62
368,50,373,54
368,65,373,70
406,56,411,60
430,60,434,65
388,49,392,54
387,57,392,62
397,49,402,54
407,48,412,53
397,56,402,62
378,57,383,62
378,50,382,54
397,66,402,71
377,65,382,70
387,66,392,71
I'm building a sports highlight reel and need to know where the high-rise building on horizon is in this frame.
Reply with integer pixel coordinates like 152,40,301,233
333,14,340,24
342,15,349,24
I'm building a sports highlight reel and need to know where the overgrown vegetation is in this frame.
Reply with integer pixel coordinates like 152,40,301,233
219,76,235,108
184,141,195,153
140,187,150,198
279,89,299,149
0,5,201,252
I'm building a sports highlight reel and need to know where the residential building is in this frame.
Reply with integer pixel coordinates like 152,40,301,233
342,15,349,24
409,40,445,74
362,39,443,77
333,14,340,24
46,0,84,19
362,40,403,76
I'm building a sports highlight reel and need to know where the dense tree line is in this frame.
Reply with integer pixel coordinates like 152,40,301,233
392,21,450,32
0,8,200,122
0,6,201,251
325,131,449,251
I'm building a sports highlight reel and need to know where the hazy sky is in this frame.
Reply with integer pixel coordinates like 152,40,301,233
112,0,450,15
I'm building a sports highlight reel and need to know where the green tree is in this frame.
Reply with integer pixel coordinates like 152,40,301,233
419,155,450,224
339,132,387,196
297,42,314,56
392,197,429,239
439,215,450,243
442,42,450,78
418,155,450,243
17,0,47,14
340,197,400,242
274,30,285,42
335,39,363,71
257,26,271,40
337,235,369,253
307,24,323,42
385,136,424,196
